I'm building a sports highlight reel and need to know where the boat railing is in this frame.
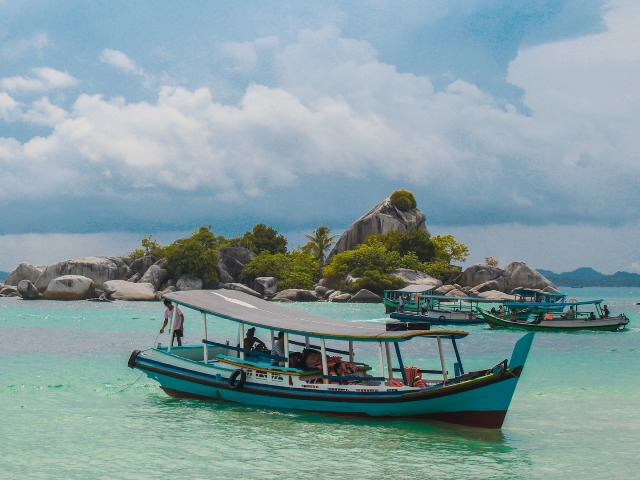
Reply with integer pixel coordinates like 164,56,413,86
392,367,447,375
202,339,287,363
321,374,385,382
288,339,350,356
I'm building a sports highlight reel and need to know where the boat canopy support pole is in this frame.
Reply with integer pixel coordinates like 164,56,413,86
202,312,208,363
437,336,448,384
284,332,290,368
394,343,407,385
377,341,385,381
451,338,464,375
385,343,393,380
320,339,328,384
239,324,245,360
349,341,354,363
168,302,177,353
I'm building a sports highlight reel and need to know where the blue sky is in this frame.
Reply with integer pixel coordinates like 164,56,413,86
1,0,639,274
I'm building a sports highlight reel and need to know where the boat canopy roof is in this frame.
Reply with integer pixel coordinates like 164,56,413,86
504,299,603,308
512,287,566,299
165,289,468,342
419,293,506,303
385,285,436,294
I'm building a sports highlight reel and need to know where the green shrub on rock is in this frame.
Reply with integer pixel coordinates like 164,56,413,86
389,189,417,211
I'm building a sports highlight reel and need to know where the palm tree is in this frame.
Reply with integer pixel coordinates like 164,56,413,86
305,226,337,265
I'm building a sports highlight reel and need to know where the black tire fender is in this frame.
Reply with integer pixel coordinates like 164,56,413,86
228,369,247,389
128,350,141,368
439,315,446,321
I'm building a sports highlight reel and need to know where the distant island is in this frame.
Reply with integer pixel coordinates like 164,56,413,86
537,267,640,287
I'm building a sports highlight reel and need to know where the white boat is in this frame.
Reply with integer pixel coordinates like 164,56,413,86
128,289,535,429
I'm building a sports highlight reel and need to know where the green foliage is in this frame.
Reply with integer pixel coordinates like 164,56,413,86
389,189,417,211
367,229,434,262
240,224,288,255
349,270,405,295
241,251,317,290
430,234,469,263
163,226,220,285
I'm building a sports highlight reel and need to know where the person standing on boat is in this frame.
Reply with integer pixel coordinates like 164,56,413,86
398,295,405,312
498,305,505,317
602,305,610,318
271,331,286,366
160,298,185,346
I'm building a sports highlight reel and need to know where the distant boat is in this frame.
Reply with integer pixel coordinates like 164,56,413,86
389,294,502,325
383,285,436,313
478,299,629,332
128,289,535,429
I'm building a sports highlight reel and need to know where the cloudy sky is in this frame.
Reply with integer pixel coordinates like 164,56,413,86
1,0,639,274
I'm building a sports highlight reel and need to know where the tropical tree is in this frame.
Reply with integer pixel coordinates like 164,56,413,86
162,226,220,285
303,225,337,265
241,224,288,254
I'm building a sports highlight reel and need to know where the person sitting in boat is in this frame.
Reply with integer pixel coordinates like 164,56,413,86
244,327,268,355
544,312,554,321
565,306,575,319
498,305,505,316
271,331,286,366
589,312,597,320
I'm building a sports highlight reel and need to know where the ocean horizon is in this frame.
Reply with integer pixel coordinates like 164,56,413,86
1,286,638,479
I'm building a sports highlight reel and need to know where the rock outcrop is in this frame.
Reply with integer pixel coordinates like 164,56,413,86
329,197,428,257
217,247,256,283
33,257,131,293
349,289,382,303
102,280,156,301
17,280,41,299
390,268,442,289
458,262,555,294
43,275,97,300
139,264,169,291
5,263,45,286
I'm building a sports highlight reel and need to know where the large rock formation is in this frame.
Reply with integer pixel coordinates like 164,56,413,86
33,257,131,293
390,268,442,289
217,247,256,283
458,262,555,293
102,280,156,301
329,197,428,257
5,263,45,286
44,275,97,300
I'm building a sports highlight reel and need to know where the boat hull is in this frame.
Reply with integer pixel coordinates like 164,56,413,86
129,333,534,429
478,309,629,332
390,311,486,325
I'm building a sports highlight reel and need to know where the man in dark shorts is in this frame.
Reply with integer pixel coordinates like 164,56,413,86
160,298,185,346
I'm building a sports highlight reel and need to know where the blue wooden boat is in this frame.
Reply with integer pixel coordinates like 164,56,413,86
128,289,535,429
383,285,435,313
390,294,504,325
478,299,629,332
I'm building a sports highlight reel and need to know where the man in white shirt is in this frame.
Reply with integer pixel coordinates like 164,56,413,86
160,298,185,346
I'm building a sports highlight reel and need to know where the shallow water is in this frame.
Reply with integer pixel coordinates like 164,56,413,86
1,287,639,479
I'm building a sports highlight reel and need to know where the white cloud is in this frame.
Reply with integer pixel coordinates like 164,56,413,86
0,66,78,93
0,32,48,60
100,48,145,76
0,92,21,120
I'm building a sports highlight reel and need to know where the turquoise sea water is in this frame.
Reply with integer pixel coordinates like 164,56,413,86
1,287,639,479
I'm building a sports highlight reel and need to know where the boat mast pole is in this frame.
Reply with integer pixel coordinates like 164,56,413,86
436,336,448,384
168,303,177,353
348,341,354,363
202,312,209,363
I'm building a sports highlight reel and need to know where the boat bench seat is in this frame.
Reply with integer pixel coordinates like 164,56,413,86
216,354,303,373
